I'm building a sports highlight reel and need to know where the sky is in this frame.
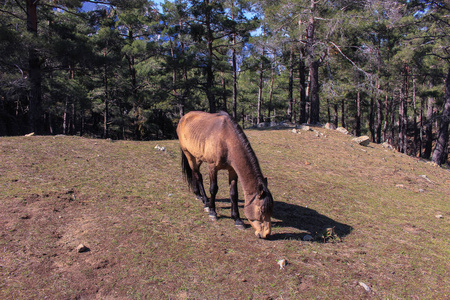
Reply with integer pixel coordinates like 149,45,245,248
81,0,165,12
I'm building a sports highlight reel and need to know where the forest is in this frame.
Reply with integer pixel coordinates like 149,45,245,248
0,0,449,165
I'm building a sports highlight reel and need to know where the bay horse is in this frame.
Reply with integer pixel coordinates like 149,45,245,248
177,111,274,239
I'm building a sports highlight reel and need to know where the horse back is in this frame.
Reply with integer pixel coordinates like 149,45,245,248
177,111,235,166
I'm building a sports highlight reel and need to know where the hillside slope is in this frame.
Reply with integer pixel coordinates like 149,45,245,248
1,128,449,299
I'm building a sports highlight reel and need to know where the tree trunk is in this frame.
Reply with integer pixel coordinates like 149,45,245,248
287,46,294,122
382,93,390,143
257,57,263,124
423,96,434,159
341,99,346,128
412,78,418,157
376,90,383,143
205,0,216,113
221,74,227,112
103,62,109,139
232,37,237,120
231,7,237,120
299,48,307,124
309,60,320,124
268,64,274,120
432,68,450,165
369,95,375,141
307,0,320,124
27,0,43,134
355,85,361,136
333,103,338,127
398,64,409,153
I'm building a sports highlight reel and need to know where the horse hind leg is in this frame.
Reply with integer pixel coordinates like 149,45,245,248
229,169,245,230
193,169,210,212
207,164,218,221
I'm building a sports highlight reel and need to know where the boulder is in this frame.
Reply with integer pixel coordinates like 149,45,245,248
298,125,312,131
336,127,349,134
352,136,370,146
324,122,336,130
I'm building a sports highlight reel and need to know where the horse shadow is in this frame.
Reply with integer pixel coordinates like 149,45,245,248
270,201,353,241
217,199,352,241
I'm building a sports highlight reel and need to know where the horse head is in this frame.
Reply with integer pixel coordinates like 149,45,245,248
244,179,273,239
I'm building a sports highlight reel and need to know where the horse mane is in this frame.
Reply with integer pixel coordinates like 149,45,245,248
218,112,273,213
218,111,265,183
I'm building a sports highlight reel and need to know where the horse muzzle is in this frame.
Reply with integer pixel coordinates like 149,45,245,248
248,219,272,239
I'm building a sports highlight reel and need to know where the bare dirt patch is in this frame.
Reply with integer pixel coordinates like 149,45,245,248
1,132,449,299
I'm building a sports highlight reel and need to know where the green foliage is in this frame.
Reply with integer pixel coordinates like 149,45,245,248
0,0,448,163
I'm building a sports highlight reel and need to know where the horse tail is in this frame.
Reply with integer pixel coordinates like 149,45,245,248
181,150,193,190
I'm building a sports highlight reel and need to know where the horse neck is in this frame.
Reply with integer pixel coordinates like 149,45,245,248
229,143,263,199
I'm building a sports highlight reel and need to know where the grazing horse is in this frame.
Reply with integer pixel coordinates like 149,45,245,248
177,111,274,239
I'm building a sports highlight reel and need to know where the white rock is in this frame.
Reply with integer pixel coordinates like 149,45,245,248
358,281,371,292
382,142,394,150
76,244,89,253
277,259,287,269
352,136,370,147
419,175,432,182
336,127,349,134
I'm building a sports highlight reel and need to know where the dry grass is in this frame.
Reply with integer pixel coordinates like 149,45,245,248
0,129,449,299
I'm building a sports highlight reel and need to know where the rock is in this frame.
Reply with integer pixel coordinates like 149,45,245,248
336,127,348,134
382,142,394,150
352,136,370,147
76,244,90,253
324,122,336,130
358,281,371,292
419,175,432,182
298,125,312,131
396,184,405,189
154,145,165,151
277,259,287,269
303,234,313,241
291,128,300,134
435,214,443,219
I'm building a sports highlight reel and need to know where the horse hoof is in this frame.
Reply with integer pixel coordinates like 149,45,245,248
208,212,217,221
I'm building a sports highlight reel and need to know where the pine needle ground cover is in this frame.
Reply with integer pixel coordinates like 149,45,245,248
1,129,449,299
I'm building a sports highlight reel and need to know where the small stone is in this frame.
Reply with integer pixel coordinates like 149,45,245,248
76,244,90,253
419,175,432,182
395,184,405,188
435,214,443,219
382,142,394,150
358,281,371,292
277,259,287,269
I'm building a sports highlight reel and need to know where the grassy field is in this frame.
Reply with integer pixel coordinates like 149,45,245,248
1,127,449,299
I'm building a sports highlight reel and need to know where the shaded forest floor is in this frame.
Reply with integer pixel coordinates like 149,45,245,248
1,128,449,299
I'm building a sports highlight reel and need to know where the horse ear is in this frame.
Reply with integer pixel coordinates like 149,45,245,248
258,182,265,196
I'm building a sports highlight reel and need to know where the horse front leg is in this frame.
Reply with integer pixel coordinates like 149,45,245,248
229,169,245,229
208,164,218,221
